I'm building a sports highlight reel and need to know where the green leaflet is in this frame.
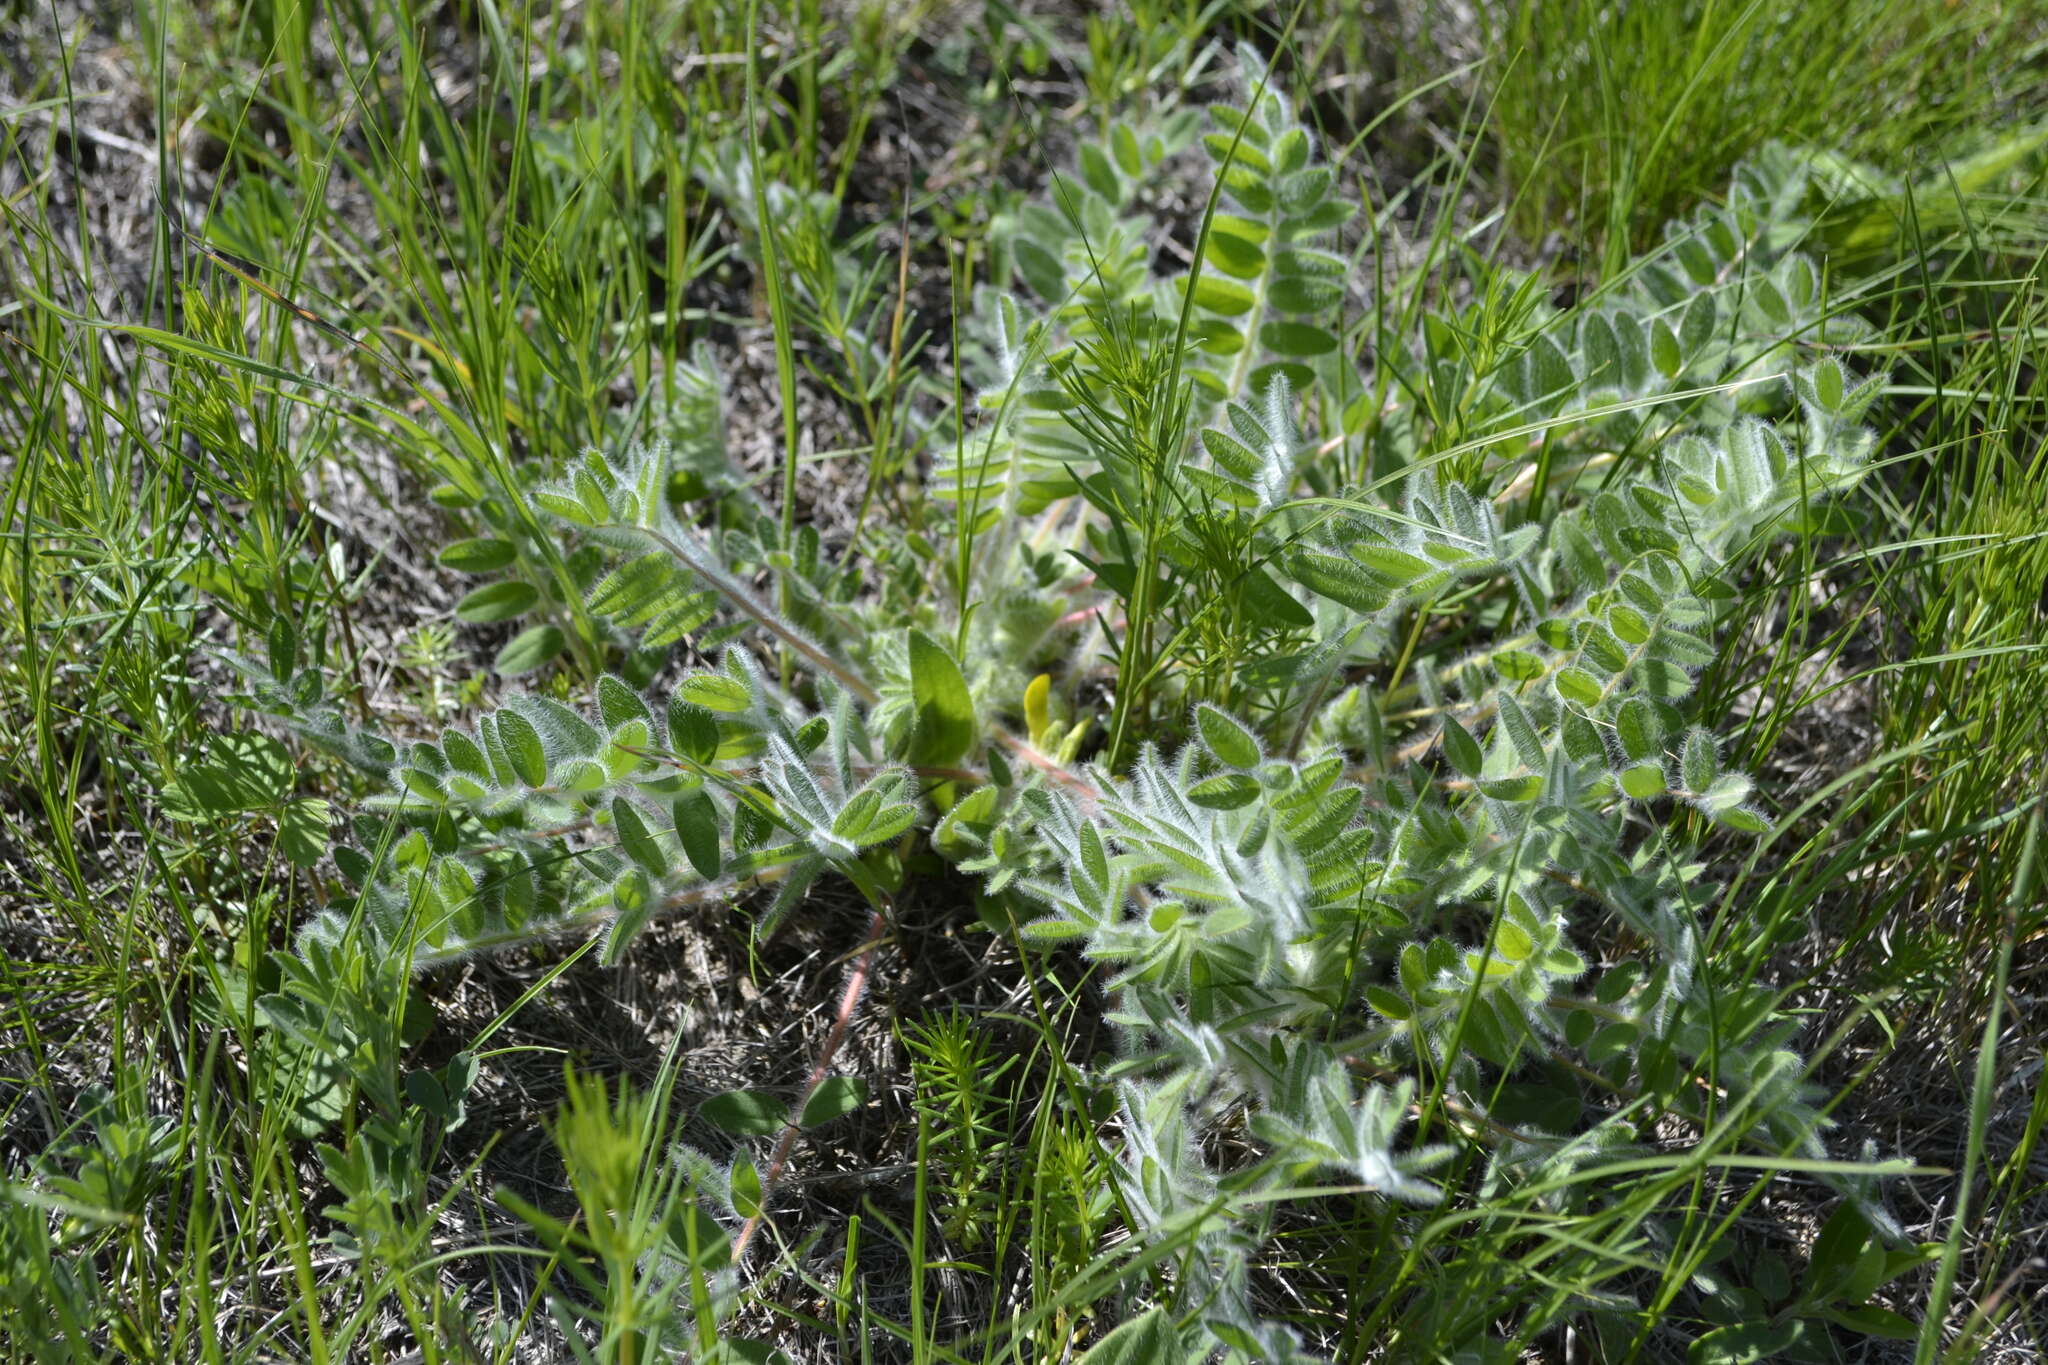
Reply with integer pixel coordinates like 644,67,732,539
436,536,516,572
1196,705,1261,768
699,1090,785,1137
494,623,565,676
454,579,538,623
671,792,722,879
906,629,976,768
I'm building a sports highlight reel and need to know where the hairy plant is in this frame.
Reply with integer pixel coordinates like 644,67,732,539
195,49,1911,1362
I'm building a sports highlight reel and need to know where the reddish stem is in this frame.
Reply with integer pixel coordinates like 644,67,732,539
730,905,890,1266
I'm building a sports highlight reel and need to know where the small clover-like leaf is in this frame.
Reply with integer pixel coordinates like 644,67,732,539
666,697,720,765
1188,773,1260,809
1192,275,1257,316
1365,986,1411,1021
437,537,517,573
1493,650,1546,682
1479,775,1542,802
1716,805,1770,834
1620,762,1668,799
1196,705,1261,769
556,757,608,793
858,802,918,848
1810,356,1846,413
1204,230,1265,279
1681,728,1720,793
496,711,547,787
443,730,490,780
1554,666,1603,707
1651,319,1681,378
1441,716,1482,778
1077,140,1119,200
729,1156,764,1218
907,629,977,768
799,1076,868,1129
597,675,651,731
831,789,883,846
1259,320,1338,357
1289,549,1391,613
701,1091,787,1137
1110,121,1141,176
604,869,653,962
613,796,666,877
678,673,751,713
494,623,565,676
1494,919,1534,962
934,784,1000,860
1352,544,1433,587
671,791,722,879
455,580,539,623
1496,694,1548,771
1078,822,1109,894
